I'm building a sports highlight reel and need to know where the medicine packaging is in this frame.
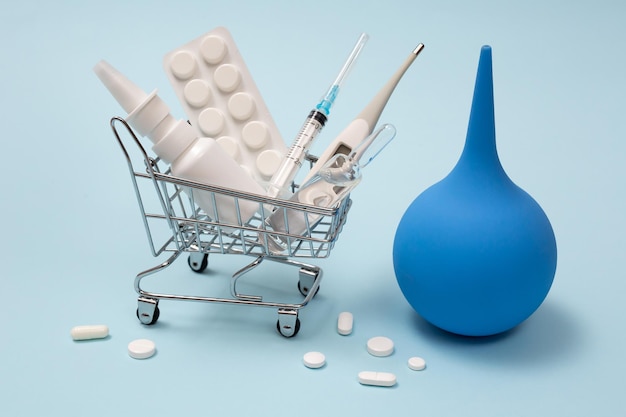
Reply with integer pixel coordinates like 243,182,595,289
163,27,287,185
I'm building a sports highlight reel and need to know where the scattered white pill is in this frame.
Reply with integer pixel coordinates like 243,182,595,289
70,325,109,341
358,371,397,387
367,336,394,357
408,356,426,371
128,339,156,360
337,312,353,335
303,351,326,369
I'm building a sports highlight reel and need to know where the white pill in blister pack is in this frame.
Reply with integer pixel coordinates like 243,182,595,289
163,27,286,185
358,371,397,387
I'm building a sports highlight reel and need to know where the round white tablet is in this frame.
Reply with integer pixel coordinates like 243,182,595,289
183,79,212,108
198,107,225,136
200,35,228,64
256,149,282,178
242,121,269,150
214,64,241,92
408,356,426,371
239,164,254,180
303,351,326,369
128,339,156,359
228,92,256,120
367,336,394,357
217,136,240,159
169,50,197,80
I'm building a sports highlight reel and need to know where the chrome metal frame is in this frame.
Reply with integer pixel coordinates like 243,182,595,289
110,117,352,337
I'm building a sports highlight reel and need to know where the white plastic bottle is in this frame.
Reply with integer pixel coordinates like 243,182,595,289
94,60,265,226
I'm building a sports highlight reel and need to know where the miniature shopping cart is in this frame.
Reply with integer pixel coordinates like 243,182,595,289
110,117,352,337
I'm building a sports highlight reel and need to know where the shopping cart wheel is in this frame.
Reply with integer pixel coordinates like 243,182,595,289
136,298,160,325
297,280,320,297
188,252,209,273
276,308,300,338
297,267,320,297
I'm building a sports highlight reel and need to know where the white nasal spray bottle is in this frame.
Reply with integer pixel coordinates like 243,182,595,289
94,60,265,226
301,43,425,184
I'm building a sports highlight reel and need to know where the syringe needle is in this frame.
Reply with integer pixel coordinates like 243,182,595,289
267,33,369,198
335,33,369,86
316,33,369,115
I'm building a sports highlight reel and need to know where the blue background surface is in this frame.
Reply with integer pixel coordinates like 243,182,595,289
1,1,624,415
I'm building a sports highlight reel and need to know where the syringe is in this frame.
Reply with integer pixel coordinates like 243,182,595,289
300,42,425,185
266,33,369,198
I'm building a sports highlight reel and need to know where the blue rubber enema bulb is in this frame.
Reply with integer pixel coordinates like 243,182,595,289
393,45,557,337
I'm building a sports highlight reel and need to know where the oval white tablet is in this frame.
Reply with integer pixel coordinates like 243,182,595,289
169,50,197,80
228,92,256,120
242,121,269,150
358,371,397,387
256,149,282,178
198,107,225,136
303,351,326,369
70,324,109,341
408,356,426,371
214,64,241,92
367,336,394,357
217,136,240,159
200,35,228,64
337,312,353,335
183,79,212,108
128,339,156,359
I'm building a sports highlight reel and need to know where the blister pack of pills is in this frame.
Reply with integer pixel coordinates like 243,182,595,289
163,27,287,185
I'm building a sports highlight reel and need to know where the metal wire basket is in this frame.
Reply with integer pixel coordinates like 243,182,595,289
110,117,352,337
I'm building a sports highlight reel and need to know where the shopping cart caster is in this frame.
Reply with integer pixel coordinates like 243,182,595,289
137,298,160,325
276,308,300,338
297,267,320,297
188,252,209,273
